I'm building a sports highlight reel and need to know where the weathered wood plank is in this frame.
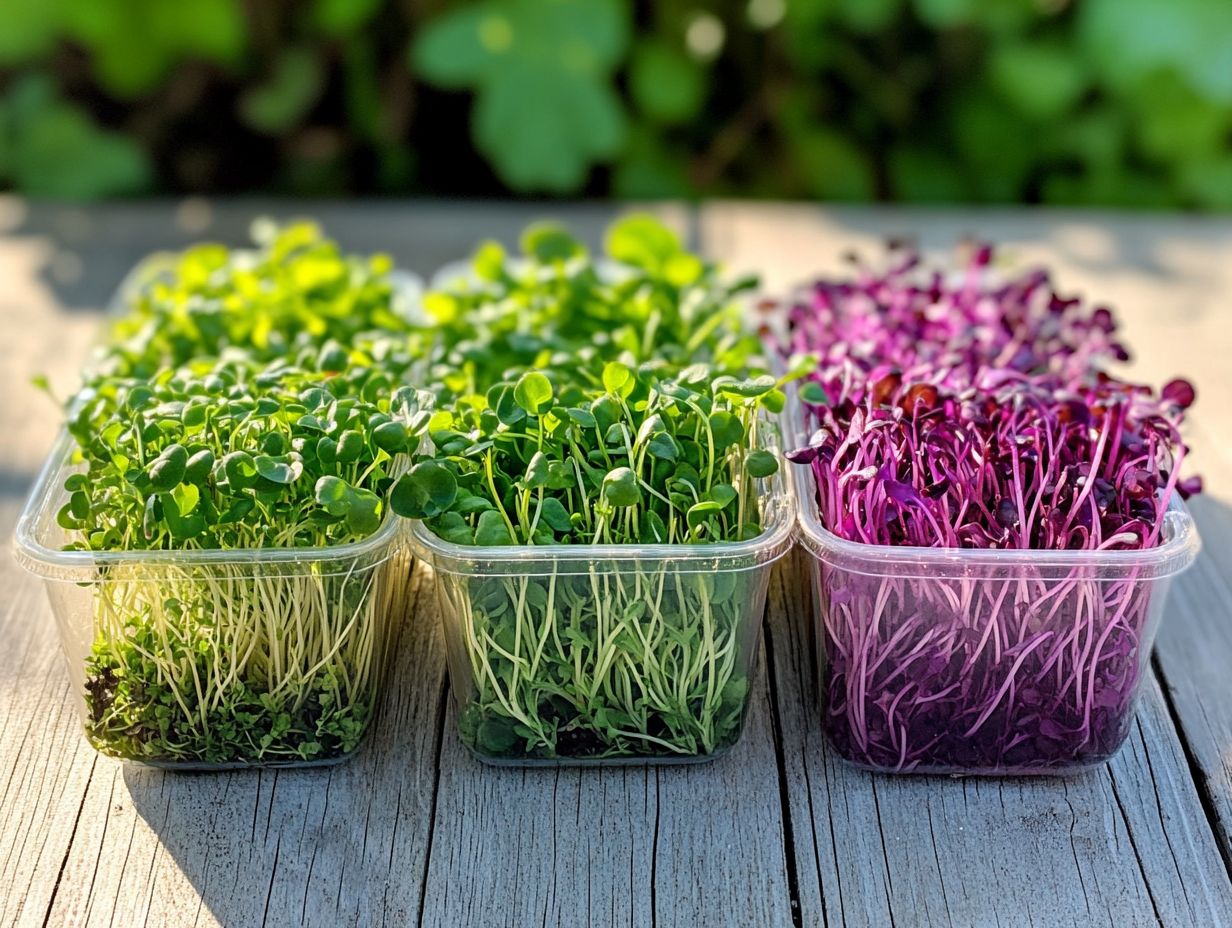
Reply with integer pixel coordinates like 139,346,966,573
39,560,443,928
702,202,1232,927
0,222,116,928
1154,419,1232,865
764,548,1232,928
418,636,794,928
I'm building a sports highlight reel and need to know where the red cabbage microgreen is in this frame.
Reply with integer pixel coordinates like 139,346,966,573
781,243,1201,773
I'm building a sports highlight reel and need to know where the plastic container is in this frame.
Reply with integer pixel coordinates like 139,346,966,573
411,437,796,767
792,455,1201,776
15,431,414,769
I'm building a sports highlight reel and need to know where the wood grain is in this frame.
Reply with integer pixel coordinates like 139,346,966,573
1154,418,1232,867
2,202,1230,927
418,637,793,928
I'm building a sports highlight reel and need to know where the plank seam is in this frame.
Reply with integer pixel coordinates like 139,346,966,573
1151,653,1232,878
413,673,449,928
649,766,660,928
1107,763,1166,926
40,753,97,928
763,621,806,928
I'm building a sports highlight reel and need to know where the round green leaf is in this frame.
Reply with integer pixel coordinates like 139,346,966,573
601,466,641,507
799,382,830,405
184,448,215,484
335,430,364,462
390,461,458,519
310,476,349,518
537,497,574,533
373,420,409,453
255,454,301,484
345,488,382,535
602,361,633,397
630,40,705,125
745,450,779,479
474,509,515,546
513,371,554,415
148,444,188,491
524,451,551,488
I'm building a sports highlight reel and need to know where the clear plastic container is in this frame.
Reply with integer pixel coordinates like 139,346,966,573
15,432,414,770
411,449,795,767
792,457,1201,776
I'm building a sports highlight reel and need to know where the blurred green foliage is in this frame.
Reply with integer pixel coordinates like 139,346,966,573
0,0,1229,206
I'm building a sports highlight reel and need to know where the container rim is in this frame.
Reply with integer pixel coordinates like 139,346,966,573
409,444,797,572
783,383,1202,579
792,461,1200,578
14,432,405,579
410,496,796,568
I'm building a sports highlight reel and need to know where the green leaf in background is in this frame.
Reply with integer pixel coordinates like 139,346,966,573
949,89,1038,201
911,0,975,28
912,0,1035,32
313,0,384,35
887,147,968,203
0,0,1229,210
788,128,876,201
1080,0,1232,103
612,126,694,199
1128,70,1232,163
0,76,150,199
836,0,902,34
630,39,705,124
1038,105,1125,174
412,0,629,192
990,41,1087,121
239,47,326,134
62,0,246,97
0,0,59,65
1177,155,1232,209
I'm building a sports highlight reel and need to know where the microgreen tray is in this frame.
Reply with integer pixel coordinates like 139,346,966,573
16,431,414,769
786,388,1201,776
14,239,424,770
411,427,796,766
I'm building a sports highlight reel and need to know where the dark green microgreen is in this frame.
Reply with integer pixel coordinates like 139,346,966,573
745,450,780,479
61,356,429,553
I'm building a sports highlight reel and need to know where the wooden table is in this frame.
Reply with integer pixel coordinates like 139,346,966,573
2,201,1231,928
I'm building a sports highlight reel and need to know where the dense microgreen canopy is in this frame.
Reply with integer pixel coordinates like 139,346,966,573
390,360,788,546
46,224,439,767
91,220,424,384
420,214,762,400
779,243,1202,773
59,351,430,765
406,358,795,760
782,242,1199,551
47,215,798,766
393,216,803,761
60,356,431,551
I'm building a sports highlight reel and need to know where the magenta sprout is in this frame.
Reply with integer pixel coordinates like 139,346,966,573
781,243,1201,773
